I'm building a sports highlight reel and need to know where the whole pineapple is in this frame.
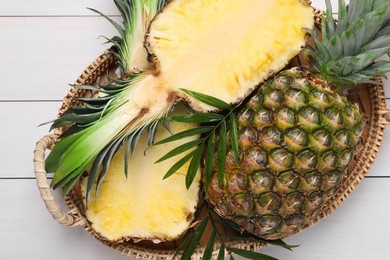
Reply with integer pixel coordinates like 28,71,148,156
206,0,390,240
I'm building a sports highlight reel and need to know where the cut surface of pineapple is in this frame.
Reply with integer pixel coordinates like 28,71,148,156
147,0,314,111
80,114,200,243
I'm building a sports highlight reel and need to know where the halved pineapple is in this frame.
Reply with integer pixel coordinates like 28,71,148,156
146,0,314,111
80,110,200,243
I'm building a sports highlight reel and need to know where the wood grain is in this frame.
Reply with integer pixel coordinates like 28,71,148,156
0,17,118,101
0,0,118,16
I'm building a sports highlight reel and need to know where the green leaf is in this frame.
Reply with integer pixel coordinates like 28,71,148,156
155,138,204,163
154,126,213,146
229,247,278,260
217,121,227,186
87,8,124,37
45,130,84,173
229,113,239,162
162,113,225,124
180,216,209,260
217,244,225,260
204,131,216,190
163,151,195,179
201,230,216,260
172,228,194,260
180,88,233,110
86,144,111,205
186,145,203,189
95,137,124,197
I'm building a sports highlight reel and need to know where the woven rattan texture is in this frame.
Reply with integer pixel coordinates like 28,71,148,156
34,51,389,259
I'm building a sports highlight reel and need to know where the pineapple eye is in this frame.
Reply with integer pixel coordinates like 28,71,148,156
285,89,307,111
238,127,258,150
318,150,338,173
274,75,291,89
285,213,305,228
246,93,264,111
237,109,255,128
242,147,268,172
338,149,354,170
323,107,344,131
231,194,255,216
269,149,294,172
276,170,301,191
303,191,324,214
298,107,321,132
257,192,281,214
334,129,351,151
322,170,343,191
309,90,330,110
252,108,273,130
260,126,283,150
284,127,309,152
284,191,304,214
250,170,274,194
263,90,283,110
295,149,317,174
253,215,282,234
275,107,296,131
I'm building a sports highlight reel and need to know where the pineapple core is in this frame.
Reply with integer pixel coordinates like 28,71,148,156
147,0,314,111
81,118,200,243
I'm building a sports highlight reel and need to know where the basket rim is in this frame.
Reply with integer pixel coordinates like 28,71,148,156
38,51,389,259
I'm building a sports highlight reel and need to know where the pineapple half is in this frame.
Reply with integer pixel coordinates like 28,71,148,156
80,110,200,243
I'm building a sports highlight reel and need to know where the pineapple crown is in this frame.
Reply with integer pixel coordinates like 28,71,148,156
306,0,390,91
89,0,167,74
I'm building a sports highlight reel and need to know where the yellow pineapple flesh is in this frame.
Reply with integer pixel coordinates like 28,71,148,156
80,115,200,243
147,0,314,111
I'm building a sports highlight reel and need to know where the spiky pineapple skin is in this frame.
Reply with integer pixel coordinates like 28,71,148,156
206,68,363,239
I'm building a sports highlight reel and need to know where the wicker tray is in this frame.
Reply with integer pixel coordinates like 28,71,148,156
33,49,390,259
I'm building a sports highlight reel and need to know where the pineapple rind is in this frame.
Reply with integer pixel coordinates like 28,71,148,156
206,68,363,240
147,0,314,111
80,112,200,243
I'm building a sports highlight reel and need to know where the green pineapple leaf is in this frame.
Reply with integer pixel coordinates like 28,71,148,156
186,144,204,189
180,88,233,110
202,230,217,260
217,120,227,186
153,126,213,145
228,248,278,260
163,151,195,180
155,138,205,163
229,113,239,162
161,113,225,123
180,216,209,260
217,244,225,260
204,132,216,189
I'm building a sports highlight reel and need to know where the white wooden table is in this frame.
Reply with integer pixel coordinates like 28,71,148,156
1,1,389,259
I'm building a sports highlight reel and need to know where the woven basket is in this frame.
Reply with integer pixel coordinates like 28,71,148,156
34,49,390,258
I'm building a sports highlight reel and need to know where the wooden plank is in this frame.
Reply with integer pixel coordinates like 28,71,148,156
0,0,118,16
0,179,130,260
1,178,389,259
366,100,390,176
0,17,117,101
0,102,57,178
0,0,337,16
